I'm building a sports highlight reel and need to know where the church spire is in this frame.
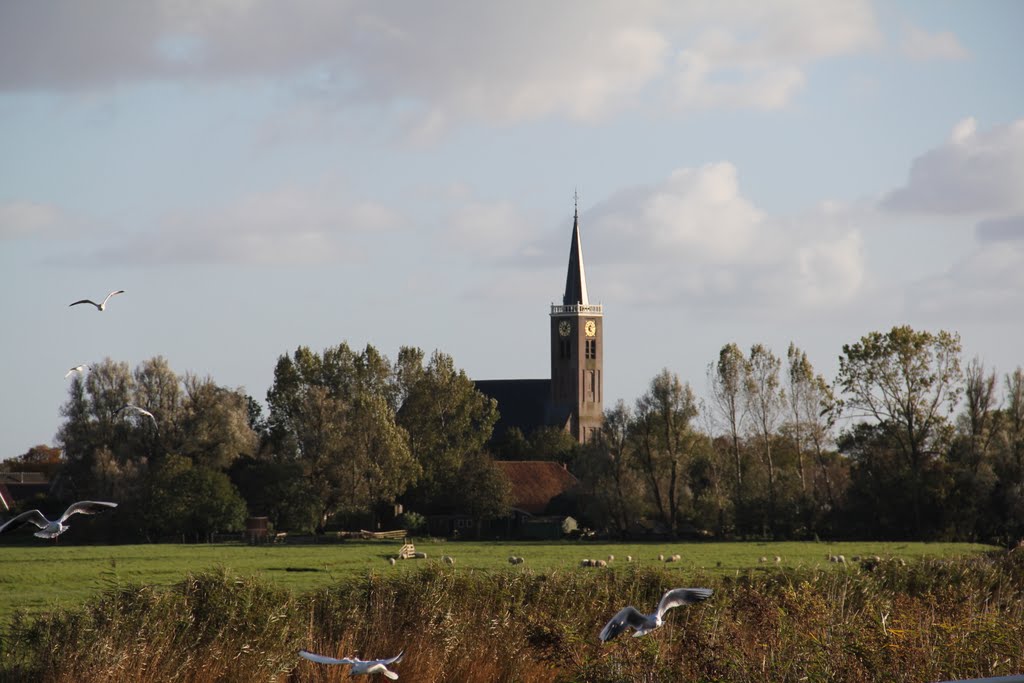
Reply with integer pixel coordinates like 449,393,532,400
562,201,590,306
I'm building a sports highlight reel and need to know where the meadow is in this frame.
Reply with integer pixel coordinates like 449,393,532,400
0,539,994,624
1,540,1019,683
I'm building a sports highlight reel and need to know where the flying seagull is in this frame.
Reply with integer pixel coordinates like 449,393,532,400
0,501,118,539
599,587,713,642
118,404,157,426
65,364,88,379
69,290,125,311
298,649,404,680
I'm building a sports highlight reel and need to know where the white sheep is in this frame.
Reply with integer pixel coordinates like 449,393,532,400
658,553,665,562
607,554,615,562
626,555,633,563
759,556,768,563
442,555,455,565
580,559,592,567
596,559,607,567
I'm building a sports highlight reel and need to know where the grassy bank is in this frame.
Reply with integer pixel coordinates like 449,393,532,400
1,549,1022,682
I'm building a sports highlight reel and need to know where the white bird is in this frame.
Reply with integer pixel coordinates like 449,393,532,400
118,404,157,426
65,364,88,379
69,289,125,311
298,649,404,679
0,501,118,539
599,587,713,642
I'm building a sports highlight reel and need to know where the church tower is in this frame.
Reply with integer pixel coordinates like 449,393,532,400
550,205,603,443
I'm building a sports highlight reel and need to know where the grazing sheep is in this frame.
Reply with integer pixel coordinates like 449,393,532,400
388,557,396,566
580,559,592,567
626,555,633,563
851,555,861,562
658,554,665,562
674,554,682,562
828,555,838,563
508,556,524,565
607,554,615,562
774,556,782,564
837,554,846,564
442,555,455,565
596,559,607,568
759,556,768,563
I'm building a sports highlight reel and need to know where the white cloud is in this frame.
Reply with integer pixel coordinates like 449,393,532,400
900,26,969,62
0,0,880,129
881,117,1024,215
906,238,1024,320
579,165,865,312
0,201,63,239
83,184,403,266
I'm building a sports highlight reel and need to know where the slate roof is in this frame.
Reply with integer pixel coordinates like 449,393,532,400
494,460,580,515
475,378,559,438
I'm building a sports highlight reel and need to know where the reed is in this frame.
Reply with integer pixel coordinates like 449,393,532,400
2,551,1023,682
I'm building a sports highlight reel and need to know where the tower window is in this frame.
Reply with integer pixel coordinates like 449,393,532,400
560,339,571,359
585,339,597,359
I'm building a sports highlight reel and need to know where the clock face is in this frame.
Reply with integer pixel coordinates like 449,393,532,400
585,320,597,337
558,320,571,337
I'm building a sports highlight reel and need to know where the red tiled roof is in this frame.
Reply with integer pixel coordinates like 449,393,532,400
495,460,579,515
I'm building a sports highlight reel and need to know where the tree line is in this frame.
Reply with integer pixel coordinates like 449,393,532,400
577,326,1024,544
3,325,1023,544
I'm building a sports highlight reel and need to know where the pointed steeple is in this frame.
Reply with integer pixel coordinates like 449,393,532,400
562,204,590,306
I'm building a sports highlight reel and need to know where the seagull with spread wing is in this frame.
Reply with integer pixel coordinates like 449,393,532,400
298,649,404,679
65,364,88,379
69,289,124,311
118,404,158,427
599,587,713,642
0,501,118,539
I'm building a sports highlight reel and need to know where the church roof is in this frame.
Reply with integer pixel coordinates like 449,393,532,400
562,208,590,306
494,460,580,515
475,379,553,437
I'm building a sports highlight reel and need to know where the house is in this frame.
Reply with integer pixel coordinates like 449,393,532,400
0,472,50,511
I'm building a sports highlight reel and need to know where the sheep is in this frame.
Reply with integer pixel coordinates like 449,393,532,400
674,554,682,562
607,554,615,562
442,555,455,565
508,556,524,565
626,555,633,563
388,557,396,566
828,555,838,563
759,556,768,563
580,559,592,567
774,556,782,564
837,554,846,564
596,559,607,568
658,554,665,562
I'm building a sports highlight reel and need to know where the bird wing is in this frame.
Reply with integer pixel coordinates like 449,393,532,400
101,290,125,305
365,663,399,680
656,588,713,619
599,606,647,642
0,510,50,534
69,299,99,308
59,501,118,523
378,650,404,666
298,650,355,665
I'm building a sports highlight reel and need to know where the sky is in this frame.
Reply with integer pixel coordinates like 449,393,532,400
1,1,1023,459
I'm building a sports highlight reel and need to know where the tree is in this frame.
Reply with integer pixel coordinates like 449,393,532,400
178,375,258,471
708,343,748,513
144,454,247,542
836,326,963,535
744,344,785,536
573,400,646,535
631,369,699,535
267,344,421,531
396,349,497,511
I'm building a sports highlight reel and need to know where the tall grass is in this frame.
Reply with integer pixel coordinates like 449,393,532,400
2,552,1023,682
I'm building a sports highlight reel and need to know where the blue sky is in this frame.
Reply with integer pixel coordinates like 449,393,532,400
1,1,1022,458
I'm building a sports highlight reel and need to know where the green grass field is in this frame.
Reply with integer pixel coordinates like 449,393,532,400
0,539,996,625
